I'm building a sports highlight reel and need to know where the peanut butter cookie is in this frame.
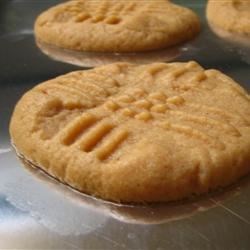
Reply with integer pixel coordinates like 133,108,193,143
10,62,250,202
207,0,250,36
35,0,200,52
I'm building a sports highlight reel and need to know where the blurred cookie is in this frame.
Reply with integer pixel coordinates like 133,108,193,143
10,62,250,203
207,0,250,36
34,0,200,52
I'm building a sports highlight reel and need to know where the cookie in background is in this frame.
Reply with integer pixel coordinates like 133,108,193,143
207,0,250,46
35,0,200,52
34,0,200,66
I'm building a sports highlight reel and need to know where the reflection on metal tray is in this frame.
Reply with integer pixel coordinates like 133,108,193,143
36,39,180,67
14,145,250,225
0,0,250,249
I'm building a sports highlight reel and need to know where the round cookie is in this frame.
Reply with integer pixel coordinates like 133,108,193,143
10,62,250,203
34,0,200,53
207,0,250,36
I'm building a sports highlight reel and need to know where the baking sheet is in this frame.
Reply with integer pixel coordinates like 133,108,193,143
0,0,250,249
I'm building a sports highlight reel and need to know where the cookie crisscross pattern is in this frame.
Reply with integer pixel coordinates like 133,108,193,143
34,62,249,163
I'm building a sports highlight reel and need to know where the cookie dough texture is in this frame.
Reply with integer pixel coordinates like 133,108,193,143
10,62,250,203
207,0,250,35
34,0,200,52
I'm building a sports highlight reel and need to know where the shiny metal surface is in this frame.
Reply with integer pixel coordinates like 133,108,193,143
36,39,180,67
0,1,250,249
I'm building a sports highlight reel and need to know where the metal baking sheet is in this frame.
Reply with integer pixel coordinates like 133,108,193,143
0,0,250,249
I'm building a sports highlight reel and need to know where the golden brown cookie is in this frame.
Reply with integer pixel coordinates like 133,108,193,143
34,0,200,53
207,0,250,36
10,62,250,203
